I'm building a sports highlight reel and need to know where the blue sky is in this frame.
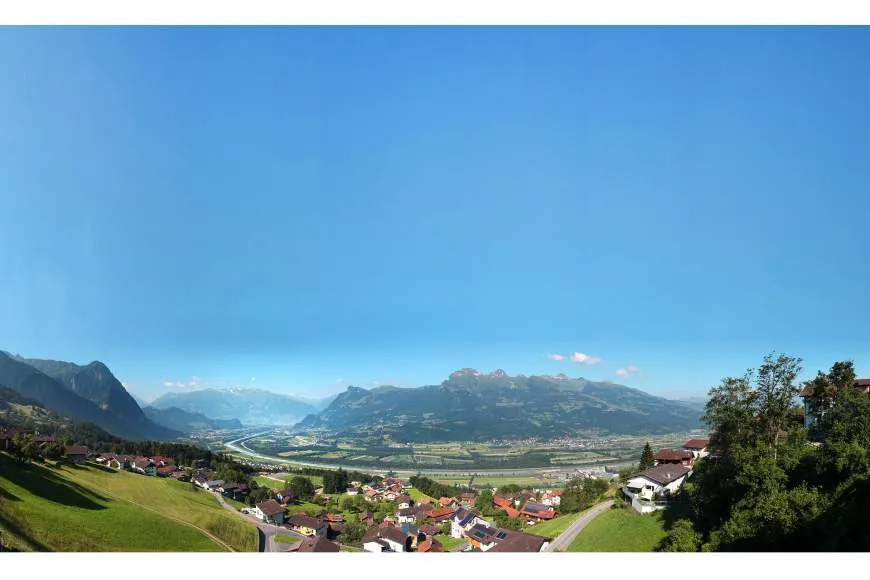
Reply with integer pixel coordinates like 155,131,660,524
1,27,869,402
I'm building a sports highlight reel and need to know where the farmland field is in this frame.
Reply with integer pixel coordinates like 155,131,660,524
567,507,667,552
0,456,257,552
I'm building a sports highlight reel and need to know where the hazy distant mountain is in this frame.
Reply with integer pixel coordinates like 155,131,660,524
297,369,703,442
0,351,179,441
150,388,318,426
143,405,242,433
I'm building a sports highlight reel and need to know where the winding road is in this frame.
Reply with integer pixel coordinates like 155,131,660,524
545,500,614,552
211,490,306,552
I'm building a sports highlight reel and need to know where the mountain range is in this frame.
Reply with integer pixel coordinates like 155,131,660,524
0,351,179,441
296,368,703,442
149,388,325,426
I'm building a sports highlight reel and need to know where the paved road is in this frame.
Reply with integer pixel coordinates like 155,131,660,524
212,491,305,552
545,500,615,552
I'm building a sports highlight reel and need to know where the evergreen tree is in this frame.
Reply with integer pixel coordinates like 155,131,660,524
638,442,655,471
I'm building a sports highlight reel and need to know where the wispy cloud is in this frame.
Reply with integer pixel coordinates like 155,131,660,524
615,365,640,377
571,352,602,365
250,377,256,383
546,354,565,362
163,376,205,390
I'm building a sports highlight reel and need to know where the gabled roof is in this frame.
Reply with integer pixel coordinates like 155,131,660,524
287,514,323,529
428,507,456,520
397,508,417,517
380,526,411,545
800,378,870,397
493,495,513,509
487,531,547,553
65,445,89,456
635,464,691,486
682,439,709,449
296,536,339,553
256,500,285,517
654,449,694,461
418,538,443,552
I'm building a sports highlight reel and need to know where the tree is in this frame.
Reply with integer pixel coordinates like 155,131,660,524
659,519,700,552
753,352,802,460
638,443,655,471
289,476,316,501
475,489,494,515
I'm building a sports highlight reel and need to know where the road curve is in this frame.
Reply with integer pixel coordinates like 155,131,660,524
545,500,615,552
211,490,305,552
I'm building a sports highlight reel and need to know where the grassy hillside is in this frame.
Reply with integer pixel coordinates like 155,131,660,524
567,507,666,552
0,455,257,552
525,511,581,538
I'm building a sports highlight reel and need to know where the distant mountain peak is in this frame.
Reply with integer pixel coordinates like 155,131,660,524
489,369,508,378
449,368,480,379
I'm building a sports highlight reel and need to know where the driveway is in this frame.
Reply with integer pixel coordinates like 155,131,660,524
545,500,615,552
212,491,306,552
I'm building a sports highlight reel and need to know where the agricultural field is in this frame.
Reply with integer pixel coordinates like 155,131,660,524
567,507,667,552
0,456,257,552
407,488,436,503
251,473,323,490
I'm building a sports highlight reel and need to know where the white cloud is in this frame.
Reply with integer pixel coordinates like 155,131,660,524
616,365,640,377
250,377,256,382
571,352,602,365
547,354,565,362
336,378,345,384
163,376,205,390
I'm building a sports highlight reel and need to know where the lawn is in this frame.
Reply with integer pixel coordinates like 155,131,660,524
0,456,250,552
252,473,322,491
223,496,248,511
437,535,469,551
407,488,435,503
274,534,299,544
525,512,581,539
567,508,667,552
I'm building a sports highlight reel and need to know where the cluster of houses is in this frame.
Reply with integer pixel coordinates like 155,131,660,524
351,476,413,502
0,429,92,465
95,452,186,478
622,438,709,514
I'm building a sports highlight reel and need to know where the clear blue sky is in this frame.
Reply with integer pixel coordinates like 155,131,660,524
1,27,869,402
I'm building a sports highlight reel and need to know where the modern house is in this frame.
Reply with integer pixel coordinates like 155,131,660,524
450,507,484,538
653,449,694,467
519,501,556,522
397,507,417,524
486,530,549,553
624,464,691,513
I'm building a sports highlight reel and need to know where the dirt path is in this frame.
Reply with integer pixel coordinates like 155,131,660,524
545,500,615,552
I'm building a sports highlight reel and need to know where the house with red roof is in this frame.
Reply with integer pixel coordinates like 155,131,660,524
653,449,694,467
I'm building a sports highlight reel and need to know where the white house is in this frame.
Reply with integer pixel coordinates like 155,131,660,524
396,508,417,524
681,439,710,460
203,479,225,491
362,527,411,553
450,508,486,539
624,464,691,513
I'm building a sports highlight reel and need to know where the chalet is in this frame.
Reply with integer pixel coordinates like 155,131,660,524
397,507,417,524
419,524,439,538
396,495,412,509
493,495,513,510
203,479,225,491
108,455,133,470
171,471,191,482
193,473,209,487
253,500,286,525
519,501,556,521
624,464,691,513
439,496,459,509
362,526,413,553
157,465,179,477
34,433,56,446
384,491,398,501
131,457,157,476
150,456,173,467
682,439,710,459
218,482,240,494
417,538,443,552
460,492,477,506
465,522,500,550
275,488,294,505
0,429,13,451
801,378,870,428
286,514,328,537
294,536,340,553
365,489,379,501
65,445,89,464
653,449,694,467
361,511,375,527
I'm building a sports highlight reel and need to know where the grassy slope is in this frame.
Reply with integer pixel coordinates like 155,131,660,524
0,457,242,552
525,511,581,538
64,462,258,552
252,474,323,490
408,488,436,503
567,508,666,552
